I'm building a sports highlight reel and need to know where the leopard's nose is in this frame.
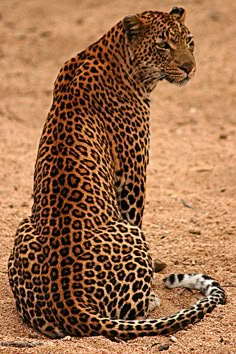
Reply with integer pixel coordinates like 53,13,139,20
179,62,194,75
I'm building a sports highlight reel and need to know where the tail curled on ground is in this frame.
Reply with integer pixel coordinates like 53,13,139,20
81,273,226,339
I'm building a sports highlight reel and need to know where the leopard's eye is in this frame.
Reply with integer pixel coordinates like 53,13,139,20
156,41,171,50
186,37,194,50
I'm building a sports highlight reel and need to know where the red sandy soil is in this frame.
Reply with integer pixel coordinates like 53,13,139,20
0,0,235,353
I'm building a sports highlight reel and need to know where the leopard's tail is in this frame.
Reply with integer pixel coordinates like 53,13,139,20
48,274,226,339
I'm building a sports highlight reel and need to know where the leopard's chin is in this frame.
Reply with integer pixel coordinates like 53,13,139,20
165,76,190,86
175,77,190,86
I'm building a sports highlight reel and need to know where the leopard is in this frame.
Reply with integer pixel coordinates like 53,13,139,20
8,7,226,339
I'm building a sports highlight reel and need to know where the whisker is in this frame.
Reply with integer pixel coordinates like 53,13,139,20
127,62,167,92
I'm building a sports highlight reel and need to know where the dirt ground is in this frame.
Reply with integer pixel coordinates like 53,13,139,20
0,0,235,353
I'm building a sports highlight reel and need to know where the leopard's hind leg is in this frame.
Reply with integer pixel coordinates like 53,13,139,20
8,217,65,338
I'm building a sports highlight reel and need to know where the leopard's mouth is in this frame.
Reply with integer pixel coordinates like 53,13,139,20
160,66,195,86
162,73,191,86
161,76,188,85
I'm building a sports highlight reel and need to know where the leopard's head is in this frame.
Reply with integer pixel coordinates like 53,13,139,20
123,7,196,92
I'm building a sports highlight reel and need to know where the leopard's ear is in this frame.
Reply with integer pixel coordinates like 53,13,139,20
169,7,186,23
123,15,147,43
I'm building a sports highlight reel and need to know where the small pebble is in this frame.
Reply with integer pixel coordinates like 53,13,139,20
28,333,39,339
16,32,26,40
153,259,167,272
189,107,197,115
188,228,201,235
151,341,160,348
61,336,72,341
219,133,227,139
208,10,220,21
170,335,177,343
40,31,52,37
158,344,170,351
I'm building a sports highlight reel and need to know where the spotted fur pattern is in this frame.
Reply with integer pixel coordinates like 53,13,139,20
8,7,226,339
